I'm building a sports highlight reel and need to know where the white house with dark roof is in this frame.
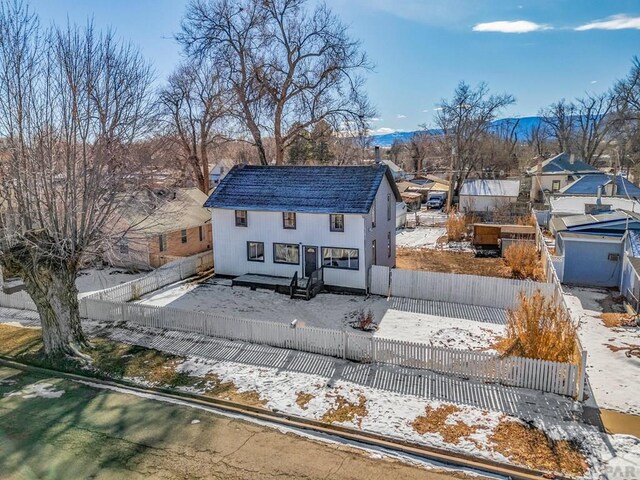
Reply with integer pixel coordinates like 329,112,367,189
203,164,401,293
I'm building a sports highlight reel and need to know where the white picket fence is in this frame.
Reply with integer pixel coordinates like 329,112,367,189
82,296,579,397
83,251,213,304
369,265,554,310
1,248,581,398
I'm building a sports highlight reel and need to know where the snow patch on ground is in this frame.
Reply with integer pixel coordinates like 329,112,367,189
174,354,639,477
137,280,390,330
396,227,446,249
6,382,64,399
564,286,640,415
76,268,147,297
375,312,503,351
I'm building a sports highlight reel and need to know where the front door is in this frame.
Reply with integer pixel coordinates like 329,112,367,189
304,246,318,278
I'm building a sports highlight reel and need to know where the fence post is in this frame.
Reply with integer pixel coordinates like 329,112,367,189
342,330,347,360
577,349,587,401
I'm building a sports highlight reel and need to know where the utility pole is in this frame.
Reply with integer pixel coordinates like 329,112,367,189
446,145,455,212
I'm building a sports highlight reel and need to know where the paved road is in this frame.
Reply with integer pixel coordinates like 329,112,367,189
0,367,480,480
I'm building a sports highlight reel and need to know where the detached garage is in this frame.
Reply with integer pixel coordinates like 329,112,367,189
555,232,623,287
459,179,520,214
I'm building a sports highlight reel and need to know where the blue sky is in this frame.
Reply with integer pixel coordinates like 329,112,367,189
30,0,640,134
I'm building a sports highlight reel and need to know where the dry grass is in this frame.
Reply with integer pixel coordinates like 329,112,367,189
0,324,42,357
495,290,578,363
411,404,479,444
601,312,637,328
0,324,265,407
296,391,315,410
321,393,368,428
397,248,513,278
504,242,541,280
446,209,467,242
489,420,588,476
515,215,537,226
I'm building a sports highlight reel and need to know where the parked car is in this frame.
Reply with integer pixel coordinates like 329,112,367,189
426,195,445,209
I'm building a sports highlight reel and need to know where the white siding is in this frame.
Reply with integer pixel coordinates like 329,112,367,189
211,175,398,291
364,177,397,273
212,209,367,289
460,194,517,213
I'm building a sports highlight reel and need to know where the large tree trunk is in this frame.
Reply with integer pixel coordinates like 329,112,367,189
22,264,89,357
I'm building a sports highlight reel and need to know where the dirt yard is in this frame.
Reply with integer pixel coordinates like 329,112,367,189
396,248,513,278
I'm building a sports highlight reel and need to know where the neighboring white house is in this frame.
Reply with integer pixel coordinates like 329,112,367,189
208,159,237,188
204,164,402,292
459,179,520,213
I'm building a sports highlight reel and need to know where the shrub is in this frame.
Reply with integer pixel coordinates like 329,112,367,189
447,209,467,242
504,242,539,279
354,309,375,330
496,290,577,363
515,215,536,227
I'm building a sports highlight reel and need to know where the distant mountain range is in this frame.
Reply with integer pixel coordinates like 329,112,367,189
370,116,544,147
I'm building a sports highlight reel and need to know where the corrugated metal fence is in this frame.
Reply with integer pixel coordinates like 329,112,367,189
369,265,554,310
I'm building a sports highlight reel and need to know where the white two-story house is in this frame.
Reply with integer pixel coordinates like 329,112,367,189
204,164,401,293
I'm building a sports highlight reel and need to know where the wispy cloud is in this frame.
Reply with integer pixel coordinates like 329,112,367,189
473,20,550,33
575,14,640,31
396,114,407,119
590,80,598,84
370,117,384,122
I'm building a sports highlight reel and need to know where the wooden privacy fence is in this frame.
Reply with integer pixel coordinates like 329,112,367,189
369,265,554,310
0,290,36,311
83,297,580,397
0,251,213,314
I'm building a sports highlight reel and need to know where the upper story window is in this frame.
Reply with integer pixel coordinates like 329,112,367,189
283,212,296,229
387,232,392,258
159,234,167,252
330,214,344,232
199,226,204,242
552,180,561,192
371,202,376,228
181,229,188,244
387,194,392,221
235,210,248,227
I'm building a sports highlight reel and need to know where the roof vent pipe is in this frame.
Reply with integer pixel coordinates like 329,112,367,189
375,146,381,164
569,153,575,165
597,185,602,206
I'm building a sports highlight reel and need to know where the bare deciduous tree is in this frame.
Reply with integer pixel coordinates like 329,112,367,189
435,81,516,196
159,59,229,193
0,1,154,357
540,92,616,165
178,0,375,165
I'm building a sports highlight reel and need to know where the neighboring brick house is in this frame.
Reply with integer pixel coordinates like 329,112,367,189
106,188,212,269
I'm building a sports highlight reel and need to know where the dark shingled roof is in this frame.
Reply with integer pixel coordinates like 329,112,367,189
539,153,600,174
561,173,640,197
204,164,401,214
